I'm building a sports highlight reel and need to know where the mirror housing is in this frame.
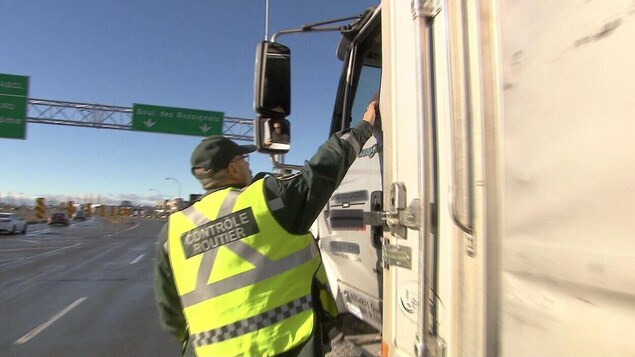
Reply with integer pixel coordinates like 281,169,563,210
254,41,291,117
254,115,291,153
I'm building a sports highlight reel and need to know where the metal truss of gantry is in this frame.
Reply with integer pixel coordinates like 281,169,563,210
26,98,254,142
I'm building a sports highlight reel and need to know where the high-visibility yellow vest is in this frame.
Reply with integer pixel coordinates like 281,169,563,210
167,179,321,356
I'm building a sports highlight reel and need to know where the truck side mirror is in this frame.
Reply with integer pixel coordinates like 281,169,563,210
254,41,291,117
254,115,291,153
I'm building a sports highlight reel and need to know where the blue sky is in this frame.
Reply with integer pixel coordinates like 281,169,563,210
0,0,377,205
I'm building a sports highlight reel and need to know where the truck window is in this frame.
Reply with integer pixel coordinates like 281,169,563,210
350,66,381,128
331,22,381,133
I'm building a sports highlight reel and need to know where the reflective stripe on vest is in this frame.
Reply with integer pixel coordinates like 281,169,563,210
167,180,320,356
192,294,312,347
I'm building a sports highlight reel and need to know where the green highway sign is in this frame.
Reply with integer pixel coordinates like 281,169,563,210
132,103,224,137
0,73,29,140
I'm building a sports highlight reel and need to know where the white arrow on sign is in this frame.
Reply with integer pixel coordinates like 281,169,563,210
143,119,156,128
199,124,210,133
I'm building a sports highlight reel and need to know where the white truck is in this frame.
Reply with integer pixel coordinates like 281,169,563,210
254,1,635,356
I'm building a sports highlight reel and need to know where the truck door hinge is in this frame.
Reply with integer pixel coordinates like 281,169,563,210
415,333,447,357
412,0,442,19
363,183,420,239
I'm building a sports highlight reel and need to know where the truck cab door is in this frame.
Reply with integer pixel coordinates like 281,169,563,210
317,15,384,331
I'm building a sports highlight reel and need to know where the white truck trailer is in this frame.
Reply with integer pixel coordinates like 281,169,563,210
254,1,635,356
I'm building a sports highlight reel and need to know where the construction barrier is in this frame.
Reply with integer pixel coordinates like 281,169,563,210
118,207,132,216
67,201,75,218
35,198,46,220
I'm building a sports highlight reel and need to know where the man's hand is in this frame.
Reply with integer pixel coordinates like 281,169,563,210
363,100,378,126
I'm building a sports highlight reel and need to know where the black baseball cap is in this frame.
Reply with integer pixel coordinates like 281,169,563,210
190,136,256,174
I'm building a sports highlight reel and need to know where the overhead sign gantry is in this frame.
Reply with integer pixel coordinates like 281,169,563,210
0,73,253,142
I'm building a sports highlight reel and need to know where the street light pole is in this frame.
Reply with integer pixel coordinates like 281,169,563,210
148,188,165,219
165,177,181,199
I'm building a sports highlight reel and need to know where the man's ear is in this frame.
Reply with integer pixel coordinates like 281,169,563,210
227,162,240,179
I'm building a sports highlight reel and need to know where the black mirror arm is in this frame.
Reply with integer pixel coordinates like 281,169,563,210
269,154,304,172
271,25,345,43
270,11,369,42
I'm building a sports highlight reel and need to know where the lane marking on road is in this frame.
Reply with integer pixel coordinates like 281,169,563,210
103,223,140,238
130,254,145,264
0,243,82,268
18,239,44,244
14,297,87,345
0,247,62,252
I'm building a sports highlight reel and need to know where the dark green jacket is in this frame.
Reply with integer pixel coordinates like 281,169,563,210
154,120,373,356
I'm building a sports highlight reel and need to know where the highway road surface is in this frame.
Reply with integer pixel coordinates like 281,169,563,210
0,217,181,356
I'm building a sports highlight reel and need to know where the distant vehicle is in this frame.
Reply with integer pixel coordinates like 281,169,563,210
48,212,70,226
72,210,86,221
0,213,27,235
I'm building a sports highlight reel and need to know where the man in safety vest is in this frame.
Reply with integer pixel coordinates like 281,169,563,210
154,101,377,356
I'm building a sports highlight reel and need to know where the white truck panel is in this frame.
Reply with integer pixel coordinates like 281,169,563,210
275,0,635,355
500,0,635,355
382,0,428,355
